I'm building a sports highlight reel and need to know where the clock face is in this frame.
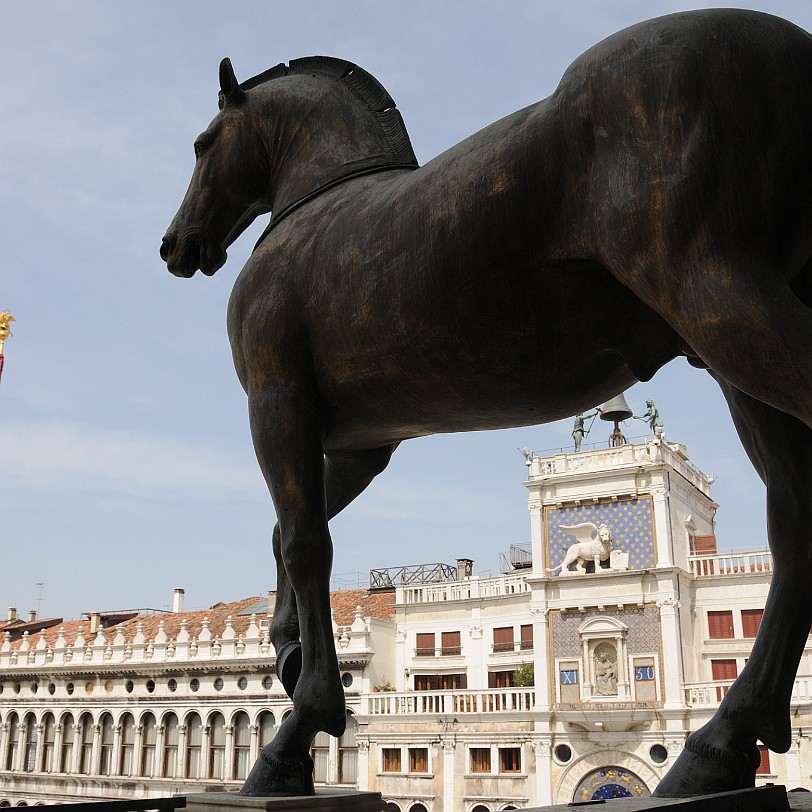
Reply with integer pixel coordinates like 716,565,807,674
574,767,651,802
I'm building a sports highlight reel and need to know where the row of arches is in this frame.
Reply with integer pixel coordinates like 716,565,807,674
0,709,357,785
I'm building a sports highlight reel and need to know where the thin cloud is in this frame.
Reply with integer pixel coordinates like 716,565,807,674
0,420,262,500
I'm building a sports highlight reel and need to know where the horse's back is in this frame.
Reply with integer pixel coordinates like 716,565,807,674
555,9,812,295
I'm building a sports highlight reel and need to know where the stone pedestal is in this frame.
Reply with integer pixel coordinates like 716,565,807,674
184,789,384,812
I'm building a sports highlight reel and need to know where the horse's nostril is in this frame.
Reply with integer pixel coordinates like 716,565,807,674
160,236,174,261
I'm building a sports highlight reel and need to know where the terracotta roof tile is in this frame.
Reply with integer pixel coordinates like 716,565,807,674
4,590,394,651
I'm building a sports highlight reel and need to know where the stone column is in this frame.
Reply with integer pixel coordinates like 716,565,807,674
132,724,143,778
13,720,28,772
249,724,259,766
657,596,684,709
529,501,545,577
54,723,64,774
0,722,10,771
201,725,211,780
33,722,45,772
90,723,101,775
532,608,550,710
357,740,370,791
224,724,234,781
441,737,456,812
785,735,802,788
70,723,83,775
155,724,166,778
534,740,553,807
112,725,123,777
650,485,673,566
178,725,188,780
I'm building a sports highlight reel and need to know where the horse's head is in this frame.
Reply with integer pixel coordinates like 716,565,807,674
161,59,272,277
162,56,418,277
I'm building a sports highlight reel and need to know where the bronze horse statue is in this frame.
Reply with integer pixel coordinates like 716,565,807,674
161,9,812,798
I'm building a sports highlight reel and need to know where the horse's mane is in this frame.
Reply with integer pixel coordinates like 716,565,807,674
240,57,418,168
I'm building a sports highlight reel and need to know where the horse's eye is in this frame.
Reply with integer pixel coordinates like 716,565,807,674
194,142,205,159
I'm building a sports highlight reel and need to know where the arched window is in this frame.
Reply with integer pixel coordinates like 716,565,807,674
78,714,93,775
99,714,114,776
258,711,275,748
208,712,225,780
5,713,18,771
410,804,429,812
338,711,357,784
59,713,74,773
22,713,36,772
41,714,56,773
471,806,491,812
384,804,401,812
233,713,250,780
186,713,202,779
120,714,135,776
140,713,156,777
163,714,179,779
311,730,330,784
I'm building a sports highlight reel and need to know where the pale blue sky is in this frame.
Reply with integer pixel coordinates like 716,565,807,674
2,1,807,620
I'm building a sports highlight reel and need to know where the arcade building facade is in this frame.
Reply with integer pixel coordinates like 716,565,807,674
0,434,808,810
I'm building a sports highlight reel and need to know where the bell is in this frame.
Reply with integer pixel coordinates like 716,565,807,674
600,392,633,447
600,393,633,423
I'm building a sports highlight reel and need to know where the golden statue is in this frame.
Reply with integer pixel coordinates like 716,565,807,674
0,311,14,353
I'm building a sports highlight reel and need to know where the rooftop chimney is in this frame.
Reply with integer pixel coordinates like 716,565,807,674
456,559,474,579
27,610,37,623
173,588,185,613
89,612,101,633
7,608,16,622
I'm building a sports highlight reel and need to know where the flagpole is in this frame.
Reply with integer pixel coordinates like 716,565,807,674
0,311,15,389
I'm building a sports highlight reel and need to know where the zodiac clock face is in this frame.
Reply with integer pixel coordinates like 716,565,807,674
574,767,650,801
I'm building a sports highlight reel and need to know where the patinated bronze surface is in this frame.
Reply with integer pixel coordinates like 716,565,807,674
161,10,812,798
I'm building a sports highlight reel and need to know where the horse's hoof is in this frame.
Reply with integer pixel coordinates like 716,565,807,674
276,641,302,699
239,747,315,797
653,737,759,797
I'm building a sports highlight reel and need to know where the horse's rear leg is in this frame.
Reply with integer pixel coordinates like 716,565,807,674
270,444,398,698
655,382,812,796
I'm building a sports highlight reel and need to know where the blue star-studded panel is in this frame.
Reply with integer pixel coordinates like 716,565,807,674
551,605,661,659
544,497,656,571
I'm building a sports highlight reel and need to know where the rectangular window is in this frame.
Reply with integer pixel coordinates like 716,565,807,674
409,747,429,773
470,748,491,773
382,748,401,772
488,670,515,689
711,658,738,701
493,626,514,653
520,624,533,650
499,747,522,773
741,609,763,638
756,745,771,775
708,610,735,639
416,632,435,657
441,631,461,656
414,673,467,691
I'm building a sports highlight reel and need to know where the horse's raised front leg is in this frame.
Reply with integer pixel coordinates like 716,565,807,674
237,381,339,796
241,380,397,796
655,381,812,796
269,444,399,700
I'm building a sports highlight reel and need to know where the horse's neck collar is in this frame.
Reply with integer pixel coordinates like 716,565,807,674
253,162,416,251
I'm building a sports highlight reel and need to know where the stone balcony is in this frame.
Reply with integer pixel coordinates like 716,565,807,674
687,549,773,577
362,687,535,716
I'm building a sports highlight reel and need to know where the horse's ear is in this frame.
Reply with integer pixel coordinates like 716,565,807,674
218,57,245,109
